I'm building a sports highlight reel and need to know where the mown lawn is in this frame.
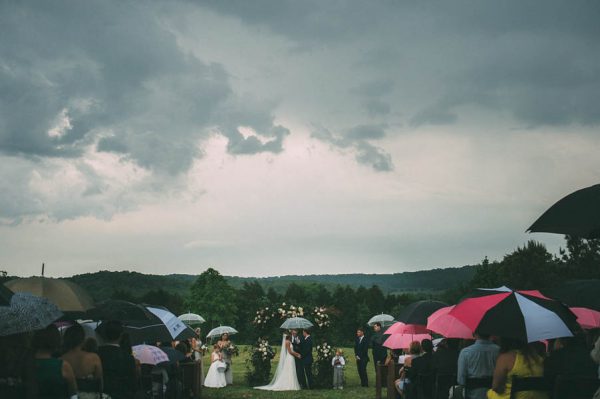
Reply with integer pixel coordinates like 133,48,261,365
201,345,383,399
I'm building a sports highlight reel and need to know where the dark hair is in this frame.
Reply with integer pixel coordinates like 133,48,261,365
303,329,310,335
100,320,123,342
175,341,189,355
499,337,540,371
374,322,382,328
33,324,61,353
119,332,132,354
285,335,292,341
421,339,433,353
63,324,85,352
357,327,364,333
82,337,98,353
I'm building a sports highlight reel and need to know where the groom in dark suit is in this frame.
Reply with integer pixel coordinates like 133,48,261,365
290,329,305,388
300,329,314,389
354,327,370,387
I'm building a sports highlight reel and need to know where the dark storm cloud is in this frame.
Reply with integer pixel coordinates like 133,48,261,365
312,125,393,172
204,0,600,128
0,1,288,176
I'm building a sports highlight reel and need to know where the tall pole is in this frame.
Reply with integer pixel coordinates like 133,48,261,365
42,262,45,277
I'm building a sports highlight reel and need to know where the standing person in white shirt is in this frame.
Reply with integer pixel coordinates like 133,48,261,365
331,349,346,389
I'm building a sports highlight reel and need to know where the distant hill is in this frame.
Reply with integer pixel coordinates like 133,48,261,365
65,265,476,301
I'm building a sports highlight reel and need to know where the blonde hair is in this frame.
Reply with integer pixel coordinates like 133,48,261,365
336,348,343,355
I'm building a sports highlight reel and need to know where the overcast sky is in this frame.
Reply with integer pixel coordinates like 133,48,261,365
1,1,599,278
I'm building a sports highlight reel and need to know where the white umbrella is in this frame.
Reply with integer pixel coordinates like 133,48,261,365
280,317,314,330
368,314,395,327
146,306,190,340
206,325,238,339
132,344,169,365
178,312,206,324
0,292,63,336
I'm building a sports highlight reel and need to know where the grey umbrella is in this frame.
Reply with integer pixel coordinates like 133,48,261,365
368,314,395,327
0,292,63,336
280,317,314,330
206,325,238,338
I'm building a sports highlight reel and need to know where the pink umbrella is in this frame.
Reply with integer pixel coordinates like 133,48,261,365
571,307,600,330
383,333,431,350
132,344,169,365
427,306,473,339
385,322,428,335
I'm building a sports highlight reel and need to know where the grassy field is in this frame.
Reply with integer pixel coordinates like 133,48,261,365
201,345,382,399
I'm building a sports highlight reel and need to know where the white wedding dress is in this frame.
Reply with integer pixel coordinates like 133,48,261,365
255,335,301,391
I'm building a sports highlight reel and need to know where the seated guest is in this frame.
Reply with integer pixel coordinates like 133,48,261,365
81,338,98,354
0,333,37,399
407,339,434,398
97,321,137,399
175,342,194,363
544,335,597,395
395,341,421,396
61,324,103,398
33,325,78,398
458,333,499,399
118,333,141,378
487,338,547,399
433,338,459,375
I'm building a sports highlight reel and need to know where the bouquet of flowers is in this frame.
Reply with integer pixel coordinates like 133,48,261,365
314,341,334,388
313,306,331,328
223,343,239,357
277,302,305,319
246,338,276,385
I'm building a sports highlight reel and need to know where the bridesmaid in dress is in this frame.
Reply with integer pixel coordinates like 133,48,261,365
217,333,233,385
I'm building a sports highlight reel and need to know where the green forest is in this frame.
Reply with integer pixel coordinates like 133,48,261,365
2,236,599,346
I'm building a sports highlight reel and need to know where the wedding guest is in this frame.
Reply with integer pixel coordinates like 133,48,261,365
395,341,421,396
204,344,226,388
331,348,346,390
81,337,98,354
457,333,498,399
433,338,459,375
97,321,137,399
61,324,103,398
545,335,597,397
33,324,78,398
371,322,388,373
591,336,600,399
407,338,434,397
175,341,194,363
487,338,547,399
0,333,37,399
354,328,370,387
217,333,233,385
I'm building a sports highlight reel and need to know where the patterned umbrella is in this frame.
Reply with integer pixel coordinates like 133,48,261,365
0,292,63,336
450,286,578,342
132,344,169,365
570,307,600,330
123,306,196,345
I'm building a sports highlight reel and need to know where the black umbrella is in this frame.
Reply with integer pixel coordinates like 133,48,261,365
528,184,600,239
87,300,155,322
124,306,196,345
543,279,600,311
0,284,13,306
397,300,448,325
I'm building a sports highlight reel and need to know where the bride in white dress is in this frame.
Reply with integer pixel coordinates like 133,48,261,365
255,334,301,391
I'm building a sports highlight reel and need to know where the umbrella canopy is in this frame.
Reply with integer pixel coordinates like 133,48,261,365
132,344,169,365
397,300,448,325
0,284,13,306
385,322,429,335
570,307,600,330
178,313,205,325
5,277,94,315
449,286,579,342
0,292,63,336
147,306,194,340
543,279,600,311
527,184,600,239
383,333,431,350
426,306,473,339
280,317,314,330
206,326,238,339
367,314,395,327
87,300,155,322
123,306,196,345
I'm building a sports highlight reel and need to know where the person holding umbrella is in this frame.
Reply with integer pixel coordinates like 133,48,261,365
97,321,137,399
371,322,388,374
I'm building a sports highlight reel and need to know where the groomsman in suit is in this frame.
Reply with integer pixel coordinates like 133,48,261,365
300,329,314,389
371,322,388,373
354,327,370,387
290,329,306,388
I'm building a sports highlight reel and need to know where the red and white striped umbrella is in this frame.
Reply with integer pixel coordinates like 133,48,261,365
570,307,600,330
449,286,578,343
427,306,473,339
